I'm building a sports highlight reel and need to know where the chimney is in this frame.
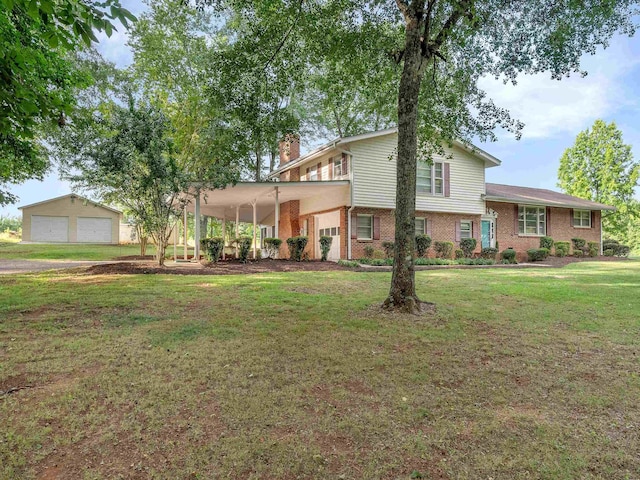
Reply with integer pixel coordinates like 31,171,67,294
279,133,300,166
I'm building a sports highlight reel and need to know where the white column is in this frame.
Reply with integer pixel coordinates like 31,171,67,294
222,216,226,260
235,205,240,259
183,207,188,260
173,221,177,262
274,186,279,258
194,193,201,261
252,201,257,259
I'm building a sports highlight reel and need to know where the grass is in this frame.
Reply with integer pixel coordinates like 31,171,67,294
1,261,639,479
0,242,197,261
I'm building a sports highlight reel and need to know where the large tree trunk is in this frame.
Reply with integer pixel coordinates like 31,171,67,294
384,11,426,313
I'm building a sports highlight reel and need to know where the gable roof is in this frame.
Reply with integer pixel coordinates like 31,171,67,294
485,183,615,211
18,194,122,214
268,127,501,178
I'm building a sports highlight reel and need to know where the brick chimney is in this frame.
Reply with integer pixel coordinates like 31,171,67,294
279,133,300,166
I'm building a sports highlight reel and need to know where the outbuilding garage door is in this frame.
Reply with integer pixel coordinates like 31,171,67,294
31,216,69,242
77,217,112,243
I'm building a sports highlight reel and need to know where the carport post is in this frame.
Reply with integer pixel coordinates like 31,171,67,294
222,216,226,260
235,206,240,259
274,186,279,258
173,221,177,261
252,200,257,260
194,194,201,261
183,207,188,260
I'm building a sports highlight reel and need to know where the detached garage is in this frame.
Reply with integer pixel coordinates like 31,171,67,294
19,194,121,244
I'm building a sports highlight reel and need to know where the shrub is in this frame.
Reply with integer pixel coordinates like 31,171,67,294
200,237,224,262
415,234,432,257
603,248,614,257
363,245,374,258
456,258,496,266
460,238,477,258
527,248,549,262
286,236,308,262
338,259,359,268
573,250,584,258
539,236,554,250
454,249,464,259
603,239,631,257
319,236,332,261
501,248,517,264
255,248,262,260
603,238,619,249
373,249,386,259
571,238,586,253
555,241,570,257
263,238,282,259
414,257,453,266
235,236,252,263
617,245,631,257
434,241,454,259
587,242,599,257
370,258,391,266
480,247,498,259
382,241,395,258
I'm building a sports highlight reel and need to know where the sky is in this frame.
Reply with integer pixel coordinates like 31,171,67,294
3,2,640,217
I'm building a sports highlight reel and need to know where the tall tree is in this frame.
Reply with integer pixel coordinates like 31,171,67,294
558,119,640,244
0,0,135,205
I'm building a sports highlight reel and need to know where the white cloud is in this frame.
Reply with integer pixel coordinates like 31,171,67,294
479,36,640,140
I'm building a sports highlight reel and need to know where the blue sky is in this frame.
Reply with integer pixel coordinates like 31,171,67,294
3,2,640,217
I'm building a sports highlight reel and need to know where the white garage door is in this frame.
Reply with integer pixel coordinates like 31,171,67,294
31,216,69,243
315,210,341,261
77,217,112,243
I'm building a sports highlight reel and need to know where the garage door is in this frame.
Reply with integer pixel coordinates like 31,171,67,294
315,211,341,261
77,217,112,243
31,216,69,242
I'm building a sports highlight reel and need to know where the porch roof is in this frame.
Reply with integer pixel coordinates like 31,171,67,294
185,180,350,223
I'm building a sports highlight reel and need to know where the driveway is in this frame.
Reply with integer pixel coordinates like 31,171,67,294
0,259,118,275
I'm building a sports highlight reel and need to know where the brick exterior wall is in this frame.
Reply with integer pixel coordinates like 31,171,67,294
349,207,482,259
279,166,300,182
488,201,602,260
277,200,300,257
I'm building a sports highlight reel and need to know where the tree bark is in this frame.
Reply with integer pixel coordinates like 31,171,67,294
384,7,426,313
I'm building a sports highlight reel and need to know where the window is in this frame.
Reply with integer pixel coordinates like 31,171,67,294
573,209,591,228
333,155,348,178
460,220,472,239
357,214,373,240
308,164,318,181
417,161,444,195
518,205,546,236
415,217,425,235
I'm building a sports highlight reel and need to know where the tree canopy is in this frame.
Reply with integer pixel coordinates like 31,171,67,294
558,119,640,245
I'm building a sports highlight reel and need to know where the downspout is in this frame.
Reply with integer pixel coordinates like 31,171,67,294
347,152,355,260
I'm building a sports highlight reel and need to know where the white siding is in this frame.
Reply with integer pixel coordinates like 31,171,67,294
299,186,350,215
350,133,487,214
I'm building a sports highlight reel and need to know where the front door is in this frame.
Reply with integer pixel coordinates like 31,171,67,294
481,219,494,249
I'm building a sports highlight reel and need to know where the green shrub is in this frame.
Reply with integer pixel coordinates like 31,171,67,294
454,249,464,259
539,236,554,250
263,238,282,259
480,247,498,259
527,248,549,262
456,258,496,265
603,238,619,249
501,248,517,264
587,242,599,257
286,236,308,262
414,257,454,266
571,238,586,253
338,259,359,268
603,248,614,257
460,238,477,258
370,258,391,266
381,241,395,258
617,245,631,257
235,236,252,263
363,245,374,259
555,241,570,257
373,249,386,259
319,236,333,261
200,237,225,262
573,250,584,257
603,239,631,257
434,241,453,259
415,234,432,257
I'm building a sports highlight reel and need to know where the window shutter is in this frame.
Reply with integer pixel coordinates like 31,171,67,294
426,219,432,237
591,210,595,228
514,205,519,235
317,162,322,180
328,158,333,180
373,216,381,240
455,220,461,242
546,207,551,236
351,213,357,239
569,208,574,227
342,153,349,175
444,163,451,197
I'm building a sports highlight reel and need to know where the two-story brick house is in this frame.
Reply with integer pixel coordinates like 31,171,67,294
189,127,613,261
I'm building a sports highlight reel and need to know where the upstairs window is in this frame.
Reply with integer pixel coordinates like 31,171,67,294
417,161,444,195
518,205,546,236
573,209,591,228
307,164,318,181
333,155,348,178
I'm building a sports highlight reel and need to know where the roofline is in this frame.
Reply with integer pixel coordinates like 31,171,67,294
484,195,616,211
267,127,500,178
190,180,350,189
18,193,122,214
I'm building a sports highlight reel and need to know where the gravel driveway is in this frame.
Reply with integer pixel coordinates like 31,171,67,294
0,259,117,275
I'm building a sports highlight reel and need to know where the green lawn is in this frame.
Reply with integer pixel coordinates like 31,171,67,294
1,261,639,479
0,242,198,260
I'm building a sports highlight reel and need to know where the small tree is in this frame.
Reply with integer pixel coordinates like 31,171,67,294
319,236,333,261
